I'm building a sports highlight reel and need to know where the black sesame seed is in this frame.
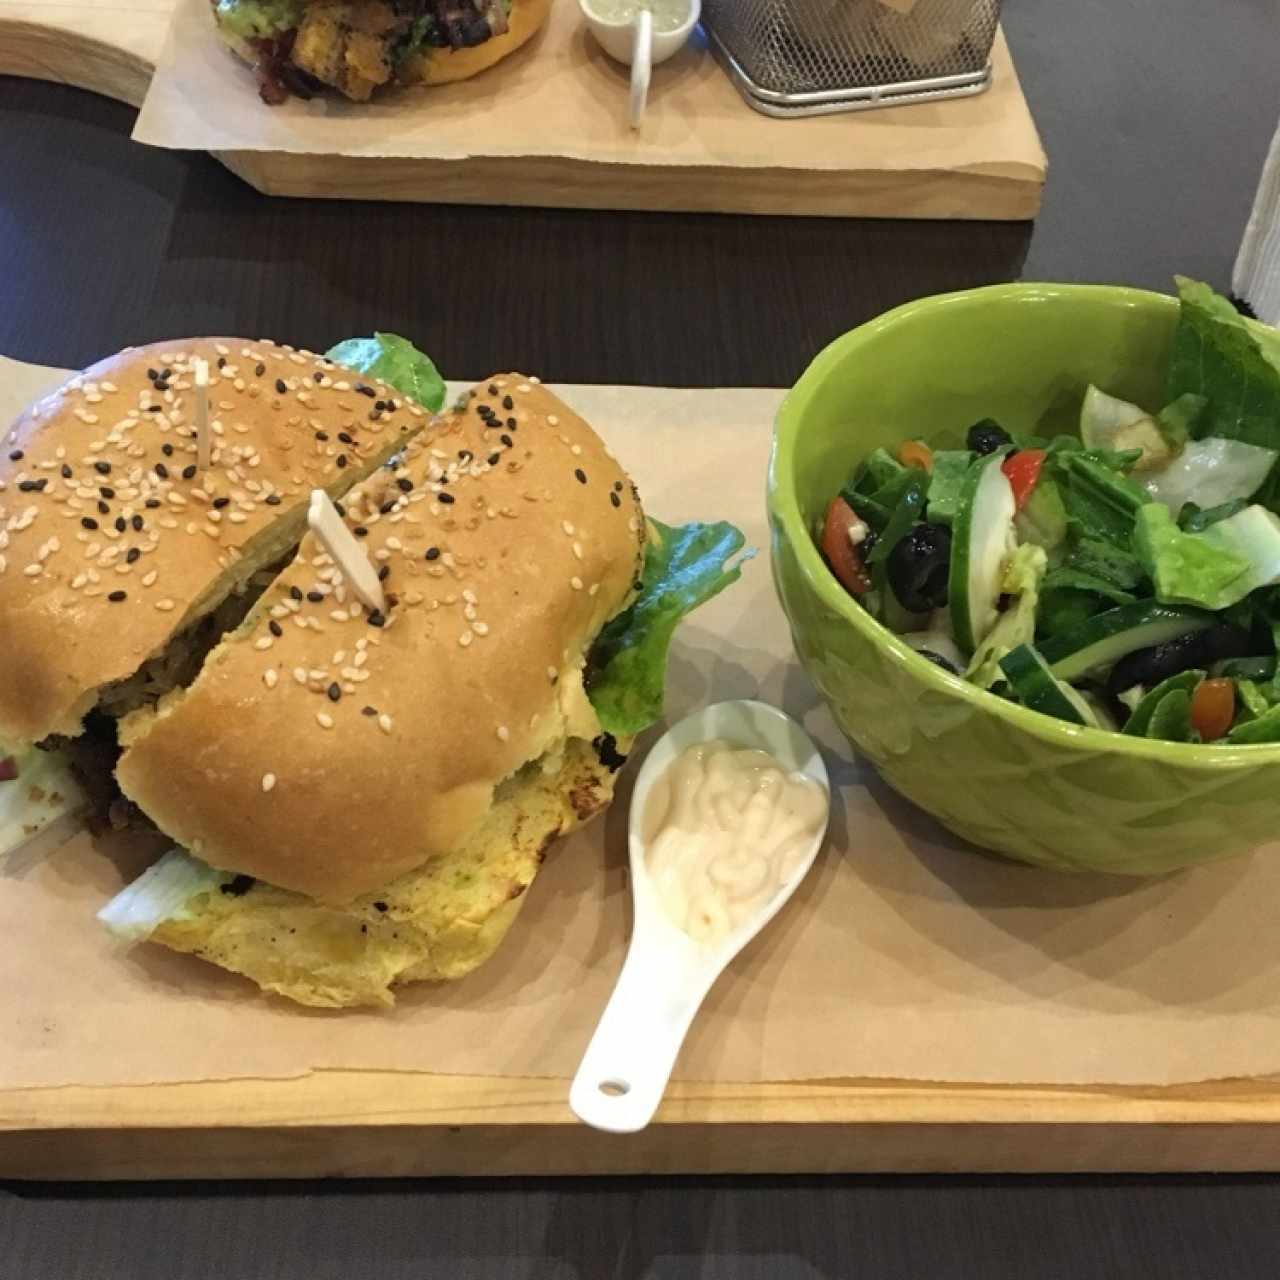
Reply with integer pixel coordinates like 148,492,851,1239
362,706,377,717
114,517,126,532
338,432,354,445
162,443,174,456
147,368,159,382
220,873,255,897
97,501,109,515
314,431,329,442
459,449,473,462
155,463,169,479
290,586,303,601
506,418,517,430
334,502,345,518
217,356,227,369
367,610,386,628
373,900,388,912
610,491,621,508
145,498,161,509
181,465,197,480
275,379,287,394
614,481,623,491
368,410,380,422
337,455,349,469
307,590,324,603
269,620,283,637
313,372,323,383
438,491,455,505
380,499,396,515
255,363,266,377
7,449,22,461
80,517,99,530
18,479,46,492
387,400,398,412
488,384,498,396
99,486,114,499
60,465,72,479
356,384,376,398
502,395,514,411
265,494,282,506
145,405,162,413
353,526,368,538
126,547,140,564
94,461,111,475
327,683,341,702
131,515,144,531
107,590,127,603
213,496,230,509
377,565,390,582
425,547,440,561
487,453,501,466
397,477,413,493
374,400,387,412
500,434,513,448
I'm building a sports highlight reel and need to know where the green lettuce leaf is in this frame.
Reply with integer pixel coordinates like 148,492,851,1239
1228,702,1280,744
325,333,446,412
1156,392,1209,451
1121,669,1204,736
1178,498,1249,532
1064,535,1146,591
924,450,972,526
1036,567,1138,643
1166,277,1280,447
587,519,751,736
966,543,1048,689
1054,453,1148,547
1133,503,1253,610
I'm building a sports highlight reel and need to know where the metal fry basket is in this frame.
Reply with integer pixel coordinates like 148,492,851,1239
701,0,1002,118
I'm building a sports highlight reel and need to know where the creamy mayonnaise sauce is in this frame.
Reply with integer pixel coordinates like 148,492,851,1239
642,739,828,945
586,0,692,32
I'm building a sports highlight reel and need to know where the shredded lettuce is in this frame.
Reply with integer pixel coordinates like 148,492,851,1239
1140,437,1277,515
1166,276,1280,449
0,750,85,862
1121,670,1205,738
587,520,751,737
325,334,446,413
966,543,1047,689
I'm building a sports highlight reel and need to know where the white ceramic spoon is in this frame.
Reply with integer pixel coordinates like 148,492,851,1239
569,700,830,1133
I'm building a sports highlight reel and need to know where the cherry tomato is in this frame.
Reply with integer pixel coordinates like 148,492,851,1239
1190,678,1235,742
897,440,934,472
1001,448,1046,512
820,497,872,596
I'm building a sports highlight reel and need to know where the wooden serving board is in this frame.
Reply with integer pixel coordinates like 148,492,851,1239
0,0,1046,218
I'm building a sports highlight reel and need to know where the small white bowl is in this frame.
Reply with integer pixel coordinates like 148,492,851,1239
579,0,702,129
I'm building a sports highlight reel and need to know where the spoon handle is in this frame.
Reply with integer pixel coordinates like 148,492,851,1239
569,932,707,1133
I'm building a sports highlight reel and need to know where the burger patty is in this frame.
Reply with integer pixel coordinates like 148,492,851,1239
253,0,510,102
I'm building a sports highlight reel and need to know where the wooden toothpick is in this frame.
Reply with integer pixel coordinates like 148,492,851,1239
306,489,386,614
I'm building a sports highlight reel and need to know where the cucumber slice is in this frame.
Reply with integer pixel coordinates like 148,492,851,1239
1039,601,1214,683
949,452,1016,654
999,644,1096,726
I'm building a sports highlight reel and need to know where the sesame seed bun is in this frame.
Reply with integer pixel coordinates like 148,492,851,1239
0,340,427,751
117,376,646,905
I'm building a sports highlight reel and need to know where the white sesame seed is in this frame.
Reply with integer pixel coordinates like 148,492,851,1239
22,564,41,577
316,712,334,729
497,725,510,742
155,598,175,611
517,383,531,393
330,609,349,623
562,521,575,536
293,667,308,685
547,414,559,426
589,583,600,596
378,714,393,735
142,569,158,587
547,666,557,681
261,772,277,793
571,445,582,456
472,621,489,636
571,576,584,590
458,632,473,648
254,637,273,651
572,542,583,560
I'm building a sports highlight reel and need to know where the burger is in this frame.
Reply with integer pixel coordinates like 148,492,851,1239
211,0,551,103
0,337,745,1007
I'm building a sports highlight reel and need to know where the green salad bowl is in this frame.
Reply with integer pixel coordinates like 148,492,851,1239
769,283,1280,875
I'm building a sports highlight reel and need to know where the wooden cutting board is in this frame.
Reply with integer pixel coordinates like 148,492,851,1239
0,0,1046,218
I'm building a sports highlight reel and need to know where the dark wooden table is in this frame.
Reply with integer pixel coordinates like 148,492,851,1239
3,0,1280,1273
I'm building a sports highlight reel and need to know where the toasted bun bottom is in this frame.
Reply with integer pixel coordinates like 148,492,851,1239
145,735,626,1008
214,0,549,91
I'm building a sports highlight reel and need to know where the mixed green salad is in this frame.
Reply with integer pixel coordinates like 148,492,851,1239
819,278,1280,745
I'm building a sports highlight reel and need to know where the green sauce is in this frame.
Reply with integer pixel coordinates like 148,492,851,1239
215,0,304,40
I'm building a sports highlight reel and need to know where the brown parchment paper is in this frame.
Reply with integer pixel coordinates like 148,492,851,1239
5,354,1280,1093
133,0,1043,186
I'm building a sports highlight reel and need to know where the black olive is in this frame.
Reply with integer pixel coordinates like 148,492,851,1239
887,522,952,614
966,419,1012,456
916,648,961,676
1106,625,1256,696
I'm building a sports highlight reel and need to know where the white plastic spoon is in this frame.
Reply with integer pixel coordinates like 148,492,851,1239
570,700,829,1133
